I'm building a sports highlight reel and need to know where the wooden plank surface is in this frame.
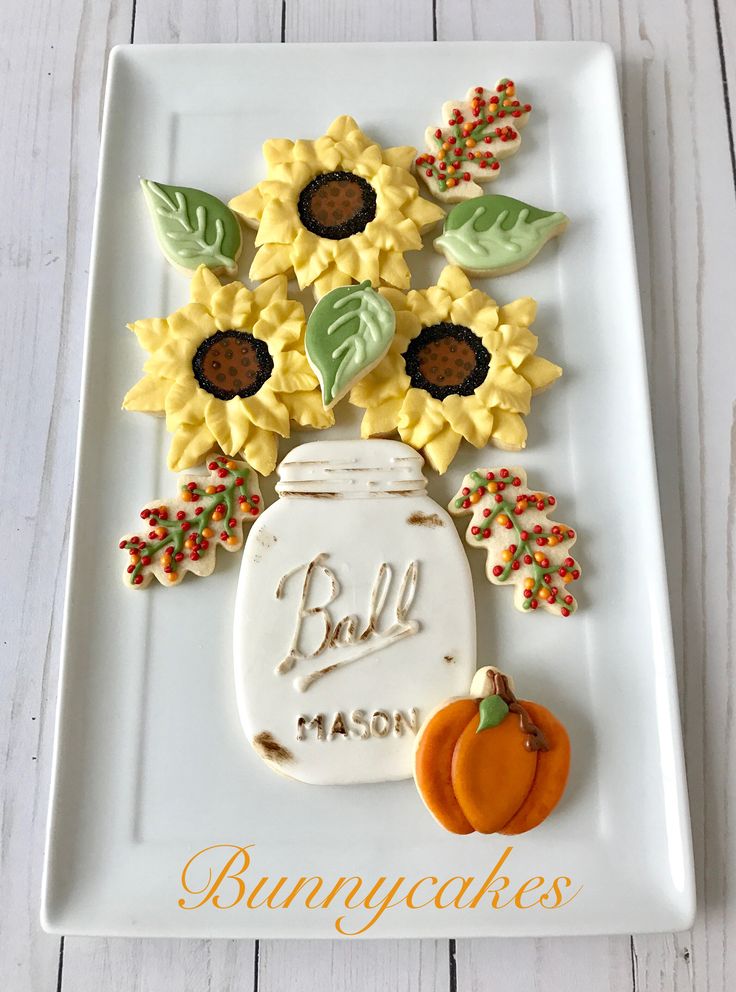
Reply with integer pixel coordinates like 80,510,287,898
1,0,734,990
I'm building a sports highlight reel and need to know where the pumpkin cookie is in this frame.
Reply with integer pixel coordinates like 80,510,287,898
414,667,571,835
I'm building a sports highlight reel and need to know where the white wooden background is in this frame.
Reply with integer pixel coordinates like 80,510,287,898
1,0,735,988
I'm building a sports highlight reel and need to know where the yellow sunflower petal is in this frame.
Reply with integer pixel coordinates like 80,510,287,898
490,411,528,450
326,115,361,142
241,389,291,437
518,354,563,392
122,374,170,413
144,335,198,381
211,282,253,331
229,186,264,224
437,265,472,300
281,390,335,429
204,396,238,453
403,195,445,231
348,141,384,178
257,198,301,245
476,361,532,413
270,350,319,393
313,267,355,299
498,297,538,327
253,274,288,312
225,399,252,454
382,145,416,170
422,424,463,475
496,324,539,367
360,397,403,437
397,388,447,449
252,300,305,352
127,317,169,353
379,287,411,313
250,243,294,281
262,138,296,166
407,285,452,323
442,394,494,448
164,378,209,432
243,427,279,477
449,291,500,334
371,166,415,209
168,303,216,343
167,422,216,471
349,350,408,407
378,250,411,289
189,266,222,307
368,214,423,252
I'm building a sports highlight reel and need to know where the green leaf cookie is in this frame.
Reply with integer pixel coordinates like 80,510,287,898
477,694,510,732
305,280,396,409
141,179,242,276
434,194,568,276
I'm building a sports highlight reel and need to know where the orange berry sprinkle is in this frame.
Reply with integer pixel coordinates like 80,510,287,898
496,514,509,527
226,460,237,469
446,178,457,188
538,587,550,600
524,578,535,590
534,551,545,563
562,574,574,584
488,482,498,493
469,492,481,504
206,485,217,495
181,491,193,502
226,536,239,547
465,138,476,148
202,527,214,539
167,572,178,583
212,511,224,522
501,549,513,563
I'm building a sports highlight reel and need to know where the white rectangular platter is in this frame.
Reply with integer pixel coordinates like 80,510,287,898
42,41,695,938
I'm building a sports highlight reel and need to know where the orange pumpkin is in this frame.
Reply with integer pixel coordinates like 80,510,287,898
414,667,570,835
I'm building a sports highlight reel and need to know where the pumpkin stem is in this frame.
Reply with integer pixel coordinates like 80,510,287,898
483,668,549,752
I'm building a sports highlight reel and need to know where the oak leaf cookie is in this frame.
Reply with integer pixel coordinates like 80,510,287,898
414,666,571,834
449,466,581,616
122,264,332,477
348,266,562,474
119,456,261,588
228,116,444,298
416,79,533,203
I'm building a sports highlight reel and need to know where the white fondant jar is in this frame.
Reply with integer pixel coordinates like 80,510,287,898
234,439,476,784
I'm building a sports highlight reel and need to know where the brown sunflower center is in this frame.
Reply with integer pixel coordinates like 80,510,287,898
297,171,377,240
404,322,491,400
192,330,273,401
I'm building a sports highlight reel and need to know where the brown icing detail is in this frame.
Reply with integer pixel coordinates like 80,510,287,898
328,711,349,739
310,177,367,226
296,714,326,741
277,491,342,499
297,663,338,693
407,511,445,528
444,654,455,664
253,731,293,763
415,335,477,388
482,669,549,752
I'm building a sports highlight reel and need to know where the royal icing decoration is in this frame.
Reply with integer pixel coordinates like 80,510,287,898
118,456,261,588
305,281,396,409
414,666,571,834
434,195,569,276
416,80,532,203
140,180,243,276
228,116,444,298
233,439,476,785
449,467,581,616
349,266,563,474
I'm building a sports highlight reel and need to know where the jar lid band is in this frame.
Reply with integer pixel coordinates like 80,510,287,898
275,440,428,497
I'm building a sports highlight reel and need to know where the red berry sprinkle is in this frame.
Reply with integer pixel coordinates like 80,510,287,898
565,595,574,605
511,560,520,571
471,526,480,535
524,554,532,565
181,521,191,532
500,468,509,478
176,510,186,520
494,494,503,503
175,552,184,562
250,507,259,515
561,607,571,617
133,575,143,585
141,556,151,566
140,509,151,519
190,552,200,562
482,528,491,539
119,539,127,549
524,589,532,599
492,565,503,577
486,471,495,480
520,531,529,541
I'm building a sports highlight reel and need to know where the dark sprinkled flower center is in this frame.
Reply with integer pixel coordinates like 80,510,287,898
297,171,377,240
404,322,491,400
192,330,273,401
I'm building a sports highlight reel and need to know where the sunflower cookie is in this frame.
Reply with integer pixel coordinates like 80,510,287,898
449,466,582,616
122,265,332,476
228,116,444,298
140,179,243,277
119,456,261,588
348,266,562,474
434,195,568,276
416,79,532,203
414,666,571,834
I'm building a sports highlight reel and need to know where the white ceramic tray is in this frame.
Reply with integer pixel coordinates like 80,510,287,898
42,41,695,938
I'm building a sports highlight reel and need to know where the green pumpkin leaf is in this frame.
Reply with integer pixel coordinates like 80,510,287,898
477,694,509,732
305,280,396,409
141,179,242,275
435,194,568,274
